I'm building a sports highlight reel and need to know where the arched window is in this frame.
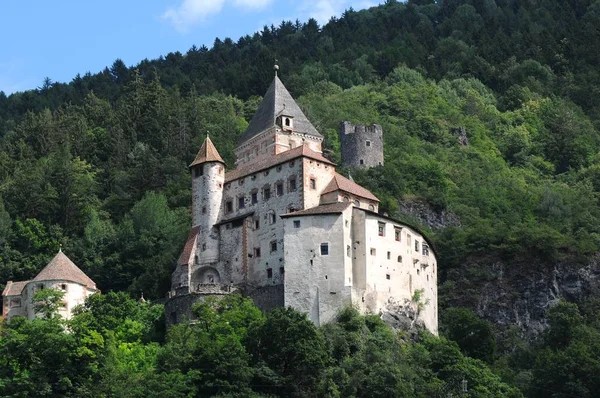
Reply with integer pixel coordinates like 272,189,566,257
354,199,360,207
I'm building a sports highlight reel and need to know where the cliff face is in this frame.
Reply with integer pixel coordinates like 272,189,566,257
439,254,600,340
399,199,600,339
476,256,600,336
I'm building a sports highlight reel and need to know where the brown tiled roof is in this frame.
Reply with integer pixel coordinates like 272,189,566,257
225,145,335,183
281,202,351,218
239,75,322,144
190,137,225,167
322,173,379,202
32,251,96,289
2,281,29,296
177,227,199,265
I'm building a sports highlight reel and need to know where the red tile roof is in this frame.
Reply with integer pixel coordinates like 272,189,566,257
322,173,379,202
32,251,96,289
2,281,29,296
225,144,335,183
178,227,199,265
281,202,352,217
190,137,225,167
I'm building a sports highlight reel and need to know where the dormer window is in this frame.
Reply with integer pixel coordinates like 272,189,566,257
278,115,294,130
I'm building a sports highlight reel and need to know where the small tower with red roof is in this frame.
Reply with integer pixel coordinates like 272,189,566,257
189,136,225,266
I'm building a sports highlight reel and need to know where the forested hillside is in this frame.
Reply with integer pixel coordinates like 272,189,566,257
2,0,600,396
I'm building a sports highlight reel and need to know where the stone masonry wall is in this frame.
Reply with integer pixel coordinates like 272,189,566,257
339,121,384,169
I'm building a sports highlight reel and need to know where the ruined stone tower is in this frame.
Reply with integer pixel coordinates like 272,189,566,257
339,121,384,169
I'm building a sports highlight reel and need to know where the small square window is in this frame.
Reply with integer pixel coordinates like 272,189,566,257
366,140,371,147
251,192,258,204
397,255,402,263
238,196,245,209
267,268,273,278
395,228,401,242
386,274,390,280
276,183,284,196
359,159,364,165
370,248,376,256
320,243,329,255
254,248,261,258
270,241,277,252
293,220,301,228
226,200,233,213
378,222,385,237
310,178,316,190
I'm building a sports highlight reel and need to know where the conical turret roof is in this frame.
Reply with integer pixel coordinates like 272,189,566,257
239,75,322,144
32,250,96,289
190,136,225,167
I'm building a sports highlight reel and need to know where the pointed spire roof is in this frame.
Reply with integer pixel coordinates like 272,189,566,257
32,251,96,289
190,136,224,168
239,75,322,144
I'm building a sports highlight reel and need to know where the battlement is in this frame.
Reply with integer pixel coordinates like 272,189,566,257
339,121,384,168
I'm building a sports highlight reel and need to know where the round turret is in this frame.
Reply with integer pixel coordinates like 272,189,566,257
339,121,384,169
190,137,225,264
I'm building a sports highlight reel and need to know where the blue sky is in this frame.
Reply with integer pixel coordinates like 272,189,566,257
0,0,379,94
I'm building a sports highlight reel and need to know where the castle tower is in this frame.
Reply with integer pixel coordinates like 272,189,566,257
339,121,384,169
190,137,225,265
234,66,324,168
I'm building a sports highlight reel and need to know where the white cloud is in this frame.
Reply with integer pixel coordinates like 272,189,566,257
162,0,226,33
233,0,273,9
163,0,273,32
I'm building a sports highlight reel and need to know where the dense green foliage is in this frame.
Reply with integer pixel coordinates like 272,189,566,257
0,294,525,397
2,0,600,395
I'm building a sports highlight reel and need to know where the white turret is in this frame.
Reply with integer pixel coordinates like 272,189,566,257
190,137,225,264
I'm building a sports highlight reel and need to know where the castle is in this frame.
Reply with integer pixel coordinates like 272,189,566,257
2,250,98,320
165,70,438,334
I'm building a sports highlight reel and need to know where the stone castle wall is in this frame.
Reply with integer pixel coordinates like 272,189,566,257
339,121,384,169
